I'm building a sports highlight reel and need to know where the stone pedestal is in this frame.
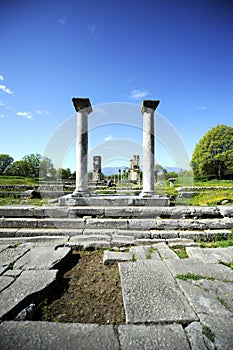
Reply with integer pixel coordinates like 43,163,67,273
140,100,160,197
72,98,92,196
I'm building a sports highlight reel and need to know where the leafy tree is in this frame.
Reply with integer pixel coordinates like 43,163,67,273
6,160,27,176
191,125,233,180
56,168,71,180
22,153,42,177
0,154,14,175
39,157,56,179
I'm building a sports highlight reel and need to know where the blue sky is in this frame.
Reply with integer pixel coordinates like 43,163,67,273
0,0,232,172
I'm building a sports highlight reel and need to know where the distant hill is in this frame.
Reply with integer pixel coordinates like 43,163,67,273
102,166,185,176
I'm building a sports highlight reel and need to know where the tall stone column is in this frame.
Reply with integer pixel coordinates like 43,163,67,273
72,98,92,196
140,100,160,197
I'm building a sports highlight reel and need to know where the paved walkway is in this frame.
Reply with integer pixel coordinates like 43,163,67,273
0,236,233,349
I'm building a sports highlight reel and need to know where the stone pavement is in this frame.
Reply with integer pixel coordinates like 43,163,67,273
0,236,233,349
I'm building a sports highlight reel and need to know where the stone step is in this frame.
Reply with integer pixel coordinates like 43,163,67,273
0,205,232,219
1,217,233,231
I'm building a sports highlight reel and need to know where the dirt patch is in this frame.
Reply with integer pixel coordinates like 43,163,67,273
38,250,125,324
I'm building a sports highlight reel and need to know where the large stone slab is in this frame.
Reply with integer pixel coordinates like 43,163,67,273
68,235,111,250
165,258,233,281
199,314,233,350
0,270,58,319
153,242,179,260
0,276,14,292
186,246,233,263
184,322,210,350
177,279,233,318
118,324,190,350
103,251,132,265
13,246,71,270
85,218,128,230
0,243,32,275
119,260,198,324
0,321,119,350
37,218,85,229
130,246,161,260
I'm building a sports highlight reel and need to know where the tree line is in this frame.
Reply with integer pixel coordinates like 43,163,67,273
0,153,74,180
1,124,232,181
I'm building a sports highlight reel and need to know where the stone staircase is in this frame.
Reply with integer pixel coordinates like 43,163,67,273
0,205,232,246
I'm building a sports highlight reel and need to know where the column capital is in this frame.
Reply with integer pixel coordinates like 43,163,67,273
72,97,92,114
141,100,160,115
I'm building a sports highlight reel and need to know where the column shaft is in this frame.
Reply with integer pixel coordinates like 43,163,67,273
75,110,88,193
142,108,155,194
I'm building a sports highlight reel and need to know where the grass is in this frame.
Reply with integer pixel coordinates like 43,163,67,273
202,325,215,343
0,197,49,206
176,273,215,281
172,247,188,259
189,189,233,206
146,247,157,259
198,232,233,248
0,176,39,185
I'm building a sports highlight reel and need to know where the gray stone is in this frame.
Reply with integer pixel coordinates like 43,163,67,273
3,218,38,228
0,321,119,350
0,236,69,247
0,228,19,237
186,246,233,263
119,260,197,324
37,218,85,229
218,205,233,218
103,251,132,264
0,270,58,319
85,218,128,230
165,258,233,281
167,238,198,248
4,269,22,278
16,228,83,237
130,246,161,260
179,230,208,241
128,218,157,230
68,206,105,218
204,229,232,240
136,238,164,245
83,228,115,237
116,229,151,239
68,235,111,249
111,234,135,247
199,314,233,350
0,244,10,253
153,242,179,260
13,246,71,270
0,275,14,292
185,322,211,350
0,243,32,275
177,279,233,317
118,324,190,350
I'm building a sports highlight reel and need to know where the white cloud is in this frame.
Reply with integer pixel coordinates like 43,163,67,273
0,84,13,95
59,16,67,25
0,114,7,118
17,111,33,120
197,106,207,110
35,110,49,115
93,106,107,115
104,134,114,142
86,24,100,38
129,89,150,101
0,75,4,81
0,100,5,106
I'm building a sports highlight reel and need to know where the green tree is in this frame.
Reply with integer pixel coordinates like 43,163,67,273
22,153,42,177
56,168,71,180
0,154,14,175
39,157,56,179
191,125,233,180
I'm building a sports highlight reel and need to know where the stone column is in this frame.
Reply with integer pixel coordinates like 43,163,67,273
72,98,92,196
140,100,160,197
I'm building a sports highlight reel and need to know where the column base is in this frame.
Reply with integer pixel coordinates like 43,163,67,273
139,191,156,198
71,190,90,197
